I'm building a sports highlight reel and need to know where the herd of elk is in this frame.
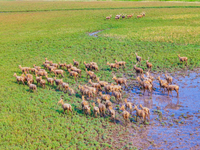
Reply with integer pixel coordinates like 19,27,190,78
14,52,187,126
106,13,145,19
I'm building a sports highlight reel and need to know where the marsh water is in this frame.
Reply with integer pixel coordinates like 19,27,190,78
127,70,200,149
88,30,103,37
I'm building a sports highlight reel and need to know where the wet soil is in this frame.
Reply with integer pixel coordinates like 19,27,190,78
124,69,200,149
105,69,200,149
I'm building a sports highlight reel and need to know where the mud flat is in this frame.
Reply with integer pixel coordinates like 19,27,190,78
125,69,200,149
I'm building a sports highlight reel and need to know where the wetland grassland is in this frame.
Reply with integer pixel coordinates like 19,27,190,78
0,1,200,149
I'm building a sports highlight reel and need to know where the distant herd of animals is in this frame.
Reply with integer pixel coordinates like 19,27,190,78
13,53,188,125
106,12,145,20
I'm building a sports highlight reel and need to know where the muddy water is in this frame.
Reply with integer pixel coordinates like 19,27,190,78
128,70,200,149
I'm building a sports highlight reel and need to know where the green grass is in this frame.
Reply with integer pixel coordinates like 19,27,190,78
0,1,200,149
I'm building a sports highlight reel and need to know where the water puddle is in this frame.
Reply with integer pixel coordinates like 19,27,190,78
88,30,104,37
127,70,200,149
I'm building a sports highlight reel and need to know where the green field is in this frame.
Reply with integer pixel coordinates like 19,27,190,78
1,1,200,149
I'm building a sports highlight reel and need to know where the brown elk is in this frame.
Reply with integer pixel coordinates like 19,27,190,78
146,57,152,70
39,76,46,89
165,73,173,84
58,62,66,69
99,92,110,101
54,77,63,90
108,107,116,123
19,65,30,73
106,15,112,20
139,104,150,121
73,59,79,67
92,103,100,118
143,83,153,95
68,69,79,81
137,12,145,18
120,105,130,126
52,69,64,77
133,105,146,123
97,78,108,87
166,85,179,97
135,53,142,63
127,14,133,19
27,81,37,92
97,99,106,117
157,76,168,92
115,60,126,68
88,79,101,91
112,76,127,87
58,99,72,114
134,63,143,76
13,73,25,85
107,62,119,70
45,75,54,86
178,54,188,65
124,99,133,112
